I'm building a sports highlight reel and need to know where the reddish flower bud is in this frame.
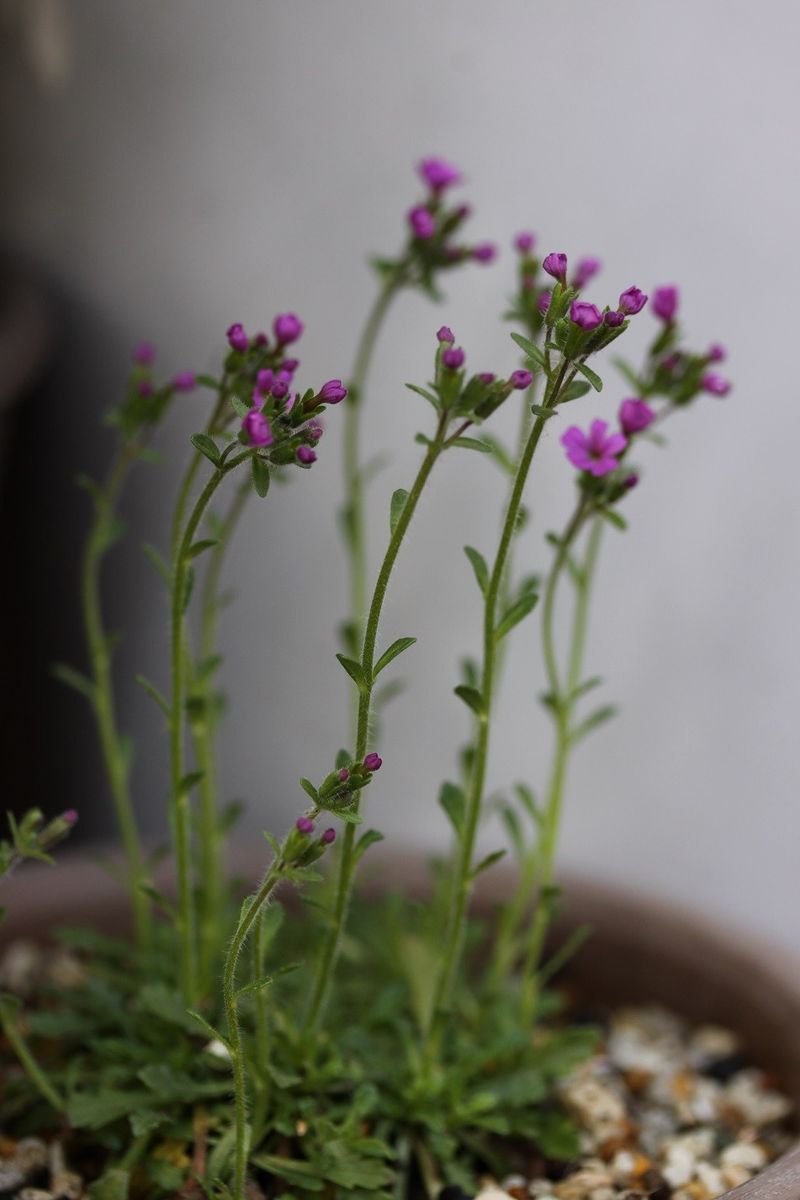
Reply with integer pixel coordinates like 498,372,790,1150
296,816,315,835
569,300,603,331
542,252,567,283
321,827,336,845
363,752,382,772
618,286,648,315
619,398,656,435
442,347,465,369
510,369,533,390
473,242,497,264
437,325,455,344
514,231,536,255
318,379,348,404
702,372,731,397
273,313,304,345
242,410,272,447
408,206,436,240
227,322,249,353
418,157,461,192
652,285,679,323
133,341,155,366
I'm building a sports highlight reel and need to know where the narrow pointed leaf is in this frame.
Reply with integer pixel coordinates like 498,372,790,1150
141,542,172,587
451,436,492,453
373,637,417,678
472,848,507,879
510,331,546,367
52,663,96,704
599,507,627,531
335,653,368,691
572,361,603,391
390,488,408,535
190,433,221,467
299,777,319,801
188,538,219,560
230,395,250,419
354,829,384,863
405,383,440,408
495,591,539,641
251,455,270,498
454,684,485,717
531,405,557,419
438,782,465,839
135,675,170,717
570,704,618,745
463,545,489,595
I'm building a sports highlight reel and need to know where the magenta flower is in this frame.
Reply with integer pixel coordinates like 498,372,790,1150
652,285,679,323
418,156,461,192
227,322,249,353
253,332,269,348
618,286,648,315
561,419,627,477
707,343,726,362
473,242,497,264
623,473,639,491
338,768,350,783
702,372,731,397
619,398,656,435
273,313,304,345
604,310,625,328
318,379,348,404
173,371,196,392
306,420,324,441
364,752,382,772
573,257,602,290
242,410,273,447
271,379,289,399
514,231,536,255
133,341,155,366
62,809,79,826
297,446,317,465
408,205,436,240
538,290,552,315
321,828,336,845
296,816,315,835
256,368,274,395
510,369,533,390
477,372,496,384
437,325,455,344
442,346,465,369
542,252,568,283
137,380,154,397
282,357,300,374
569,300,603,331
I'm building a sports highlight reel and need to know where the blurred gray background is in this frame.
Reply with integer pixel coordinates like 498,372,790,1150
1,2,798,949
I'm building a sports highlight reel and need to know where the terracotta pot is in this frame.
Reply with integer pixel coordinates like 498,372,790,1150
2,853,799,1198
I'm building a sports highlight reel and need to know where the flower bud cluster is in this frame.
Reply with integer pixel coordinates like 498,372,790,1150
628,287,732,407
419,328,538,425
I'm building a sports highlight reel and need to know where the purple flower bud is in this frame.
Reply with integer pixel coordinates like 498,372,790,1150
137,380,154,397
514,231,536,255
408,205,436,240
573,257,602,290
321,827,336,845
273,313,304,345
307,420,324,441
542,252,568,283
538,290,552,315
133,341,155,366
619,397,656,435
242,410,273,447
661,353,681,373
318,379,348,404
473,242,497,264
510,369,533,390
363,752,382,772
604,309,625,328
297,445,317,465
707,343,726,363
477,372,496,385
173,371,196,392
623,473,639,490
702,372,731,397
569,300,603,331
256,368,274,395
227,322,249,353
271,379,289,399
282,357,300,374
418,156,462,192
442,346,465,369
253,332,269,348
652,285,679,323
62,809,79,826
338,767,350,782
437,325,455,344
618,286,648,315
522,274,535,292
296,816,315,835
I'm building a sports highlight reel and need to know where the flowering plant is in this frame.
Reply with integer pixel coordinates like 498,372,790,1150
0,157,730,1200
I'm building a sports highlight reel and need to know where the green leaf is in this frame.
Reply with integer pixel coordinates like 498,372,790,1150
510,331,546,367
52,663,96,704
454,685,485,718
495,591,539,641
299,777,319,801
373,636,417,678
190,433,221,467
570,704,618,745
499,803,525,860
476,433,515,474
230,394,250,419
335,748,351,770
514,782,541,824
180,565,195,613
463,545,489,595
405,382,440,409
187,538,219,559
438,782,465,838
135,675,169,718
472,848,507,879
129,1111,165,1138
69,1090,150,1130
612,356,642,390
88,1168,130,1200
569,675,604,702
451,436,492,453
141,542,171,587
599,507,627,531
178,770,204,797
335,653,368,692
188,1010,231,1050
354,829,384,863
531,405,557,419
251,455,270,498
137,983,200,1033
390,488,408,535
560,380,592,403
572,360,603,391
251,1156,326,1192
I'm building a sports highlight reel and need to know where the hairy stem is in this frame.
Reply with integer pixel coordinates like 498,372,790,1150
0,1000,64,1112
305,414,448,1031
81,444,151,947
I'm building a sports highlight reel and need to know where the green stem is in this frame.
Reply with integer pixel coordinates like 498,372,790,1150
193,481,250,992
170,452,248,1006
223,860,284,1200
518,509,601,1024
0,999,64,1112
427,363,572,1050
343,277,403,643
305,415,448,1031
81,445,151,947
